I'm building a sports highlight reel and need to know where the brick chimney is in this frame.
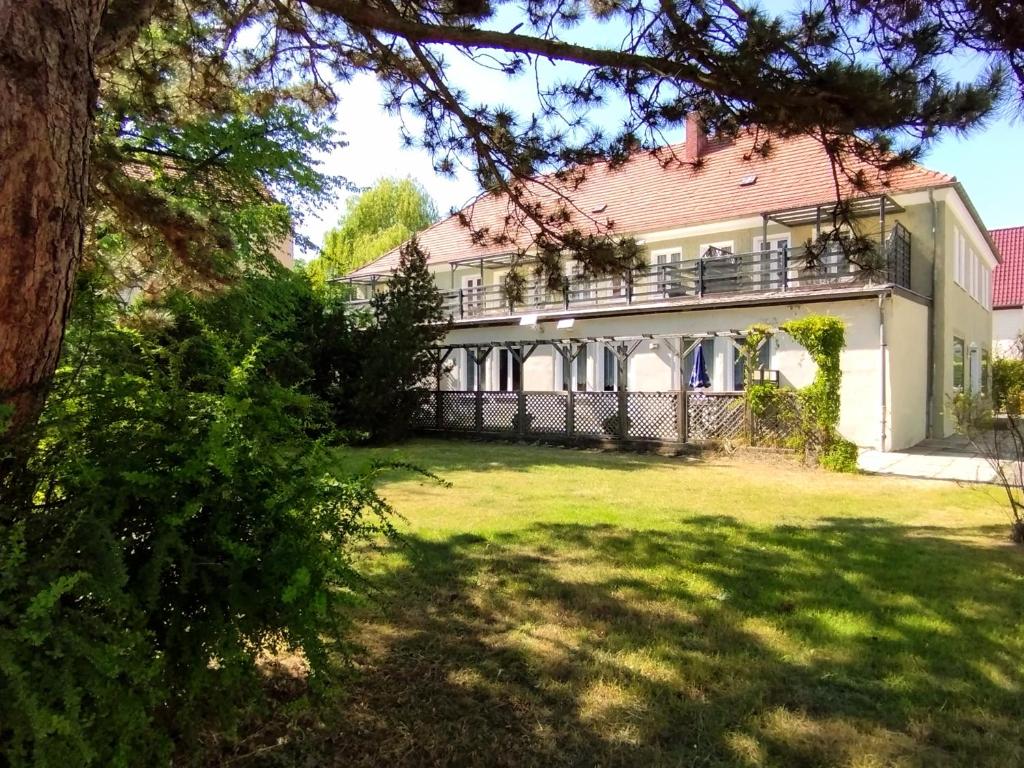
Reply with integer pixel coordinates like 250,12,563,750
684,112,707,162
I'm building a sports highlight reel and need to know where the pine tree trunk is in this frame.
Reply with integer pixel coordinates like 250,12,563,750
0,1,104,436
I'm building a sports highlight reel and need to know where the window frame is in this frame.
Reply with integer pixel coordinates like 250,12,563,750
952,336,965,391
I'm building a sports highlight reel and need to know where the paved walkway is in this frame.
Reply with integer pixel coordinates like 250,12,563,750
858,436,1008,483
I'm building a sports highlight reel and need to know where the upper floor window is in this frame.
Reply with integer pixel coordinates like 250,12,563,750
752,234,790,290
652,248,682,296
953,227,991,308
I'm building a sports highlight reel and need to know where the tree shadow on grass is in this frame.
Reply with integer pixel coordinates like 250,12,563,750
274,518,1024,767
350,436,714,480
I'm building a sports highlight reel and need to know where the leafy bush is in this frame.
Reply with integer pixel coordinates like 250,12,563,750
0,267,425,766
992,358,1024,412
820,438,860,473
743,316,856,471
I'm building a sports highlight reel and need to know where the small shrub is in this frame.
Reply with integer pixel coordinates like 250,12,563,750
820,438,859,473
992,358,1024,411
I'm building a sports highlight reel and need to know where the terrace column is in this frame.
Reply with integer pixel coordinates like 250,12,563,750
617,343,629,440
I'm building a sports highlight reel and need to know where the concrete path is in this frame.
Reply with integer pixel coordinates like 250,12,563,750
858,436,1008,483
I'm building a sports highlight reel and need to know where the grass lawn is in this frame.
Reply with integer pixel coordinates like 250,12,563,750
291,440,1022,767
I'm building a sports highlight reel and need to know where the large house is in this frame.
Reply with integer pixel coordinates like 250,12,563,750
992,226,1024,357
342,121,997,451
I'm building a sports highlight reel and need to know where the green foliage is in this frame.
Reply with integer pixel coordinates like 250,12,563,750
309,178,438,283
950,390,995,433
820,438,860,473
93,13,341,293
743,316,853,470
779,316,849,468
0,266,441,766
324,240,449,440
992,358,1024,412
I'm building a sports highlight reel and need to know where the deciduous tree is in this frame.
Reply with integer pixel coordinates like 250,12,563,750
309,177,437,282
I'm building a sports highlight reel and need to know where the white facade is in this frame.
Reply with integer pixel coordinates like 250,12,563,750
347,175,995,451
440,292,928,451
994,307,1023,358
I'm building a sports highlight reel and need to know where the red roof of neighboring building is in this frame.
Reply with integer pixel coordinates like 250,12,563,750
992,226,1024,308
348,131,955,277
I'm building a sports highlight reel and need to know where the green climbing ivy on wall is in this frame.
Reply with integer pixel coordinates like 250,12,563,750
743,315,858,472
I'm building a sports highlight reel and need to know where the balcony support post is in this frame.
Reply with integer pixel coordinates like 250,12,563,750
617,343,628,439
879,195,887,262
627,268,634,305
458,288,464,319
698,258,705,297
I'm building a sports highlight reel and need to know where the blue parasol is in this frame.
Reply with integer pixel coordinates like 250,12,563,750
688,343,710,389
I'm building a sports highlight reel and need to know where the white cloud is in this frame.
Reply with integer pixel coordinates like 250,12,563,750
297,73,481,255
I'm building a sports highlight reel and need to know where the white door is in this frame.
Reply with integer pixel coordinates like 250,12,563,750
752,234,790,290
462,275,483,316
653,248,681,296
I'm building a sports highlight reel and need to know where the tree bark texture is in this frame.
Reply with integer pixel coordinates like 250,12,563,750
0,0,104,435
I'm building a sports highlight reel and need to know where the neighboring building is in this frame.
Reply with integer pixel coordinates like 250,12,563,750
342,120,997,451
992,226,1024,358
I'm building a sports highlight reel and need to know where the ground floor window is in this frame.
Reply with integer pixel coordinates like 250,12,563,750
952,337,965,391
684,339,715,389
560,344,589,391
602,346,620,392
969,344,982,395
732,338,771,391
497,348,522,392
464,349,476,391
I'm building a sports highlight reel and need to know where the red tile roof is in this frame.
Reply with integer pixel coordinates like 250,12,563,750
992,226,1024,308
348,131,954,277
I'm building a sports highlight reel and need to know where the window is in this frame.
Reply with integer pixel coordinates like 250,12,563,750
684,339,715,389
462,275,484,316
752,234,790,290
568,262,594,303
954,231,966,287
699,241,734,257
981,349,991,396
969,344,982,395
653,248,681,296
602,346,620,392
464,349,477,391
561,344,589,391
732,339,772,391
952,337,965,391
497,348,522,392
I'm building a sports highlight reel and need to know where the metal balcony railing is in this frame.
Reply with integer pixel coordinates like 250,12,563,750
345,224,912,322
441,236,911,321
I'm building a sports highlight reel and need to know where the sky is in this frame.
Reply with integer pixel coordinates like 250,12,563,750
295,13,1024,256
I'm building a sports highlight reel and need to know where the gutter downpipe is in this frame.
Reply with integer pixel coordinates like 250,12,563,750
926,189,939,439
879,293,888,453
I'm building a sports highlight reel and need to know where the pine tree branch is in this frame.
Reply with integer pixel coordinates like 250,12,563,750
303,0,718,89
95,0,165,60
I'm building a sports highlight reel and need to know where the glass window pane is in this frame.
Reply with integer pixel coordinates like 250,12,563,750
952,337,965,390
575,346,588,391
603,347,617,391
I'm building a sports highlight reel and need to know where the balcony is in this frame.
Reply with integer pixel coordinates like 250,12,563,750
342,219,911,322
445,230,910,322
